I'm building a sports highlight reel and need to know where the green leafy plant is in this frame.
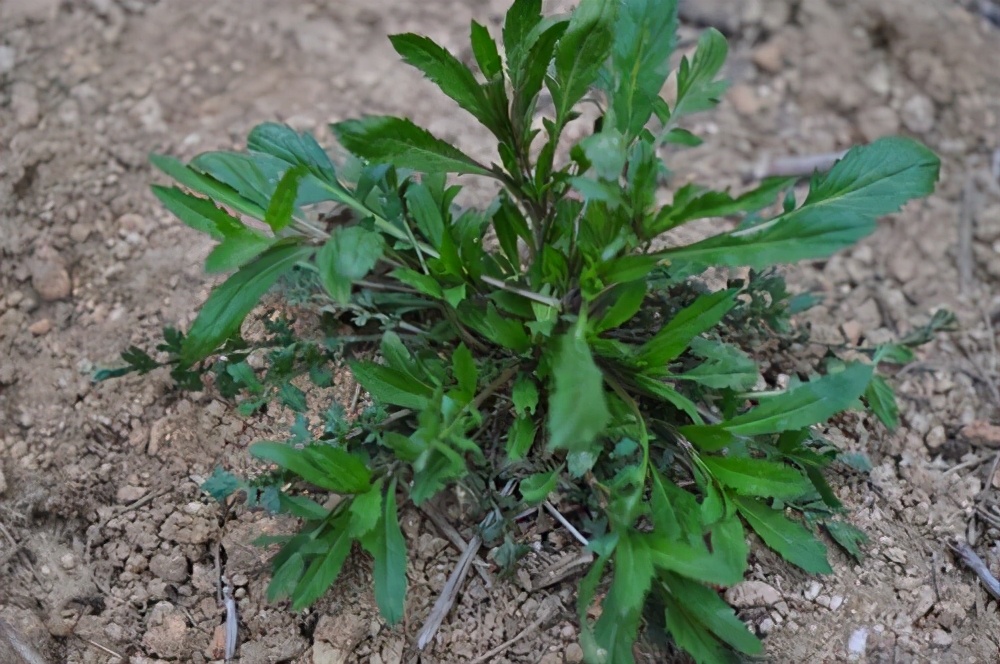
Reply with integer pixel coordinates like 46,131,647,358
101,0,943,661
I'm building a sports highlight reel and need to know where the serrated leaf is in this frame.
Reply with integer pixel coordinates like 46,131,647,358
181,244,312,364
735,496,832,573
317,225,385,304
663,590,740,664
349,481,384,537
333,116,492,176
608,0,678,138
658,138,940,268
549,0,616,123
389,33,495,131
204,231,273,274
470,21,502,79
681,363,874,451
670,28,729,122
645,531,743,586
520,468,560,504
824,520,869,561
651,177,793,235
639,289,738,367
701,456,812,500
547,329,610,451
503,0,543,72
279,381,308,412
663,573,762,657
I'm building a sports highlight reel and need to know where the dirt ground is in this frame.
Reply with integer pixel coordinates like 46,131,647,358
2,0,1000,662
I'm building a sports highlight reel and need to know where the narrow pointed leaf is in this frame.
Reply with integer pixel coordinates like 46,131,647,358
639,289,737,367
181,244,312,364
658,137,940,268
547,329,610,451
701,456,812,500
332,116,493,176
735,496,832,573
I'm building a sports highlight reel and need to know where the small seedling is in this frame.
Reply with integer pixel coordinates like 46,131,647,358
101,0,943,661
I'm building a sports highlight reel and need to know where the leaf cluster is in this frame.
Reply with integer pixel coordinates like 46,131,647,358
101,1,943,661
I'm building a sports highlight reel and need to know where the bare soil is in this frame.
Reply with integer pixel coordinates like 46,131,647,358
2,1,1000,662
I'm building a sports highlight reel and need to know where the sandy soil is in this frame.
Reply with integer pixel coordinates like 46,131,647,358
2,0,1000,662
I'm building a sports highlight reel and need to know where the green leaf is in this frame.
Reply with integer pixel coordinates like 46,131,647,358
670,28,729,123
663,591,740,664
608,0,678,138
512,374,539,416
549,0,616,123
824,520,869,561
735,496,832,574
470,21,502,79
389,33,494,130
547,329,611,451
658,138,940,268
279,381,308,412
865,374,900,429
676,338,759,391
348,486,383,537
264,165,307,232
251,441,370,494
506,415,537,460
360,481,408,624
291,527,353,609
268,552,305,603
663,573,762,656
593,280,647,333
350,360,432,410
247,122,337,183
204,231,273,274
701,456,812,500
181,244,312,364
503,0,543,72
651,177,793,235
646,532,743,586
151,185,235,240
333,116,492,176
277,494,330,520
451,343,478,399
639,289,738,367
610,531,655,614
681,363,873,450
189,152,274,210
150,154,267,221
579,129,627,180
512,21,568,131
201,467,241,503
520,468,560,504
317,225,385,304
303,445,372,493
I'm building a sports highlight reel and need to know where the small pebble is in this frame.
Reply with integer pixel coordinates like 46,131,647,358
29,318,52,336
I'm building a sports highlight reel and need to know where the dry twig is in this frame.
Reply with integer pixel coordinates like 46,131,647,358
949,539,1000,600
418,501,493,587
416,534,483,650
752,150,847,180
0,618,49,664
